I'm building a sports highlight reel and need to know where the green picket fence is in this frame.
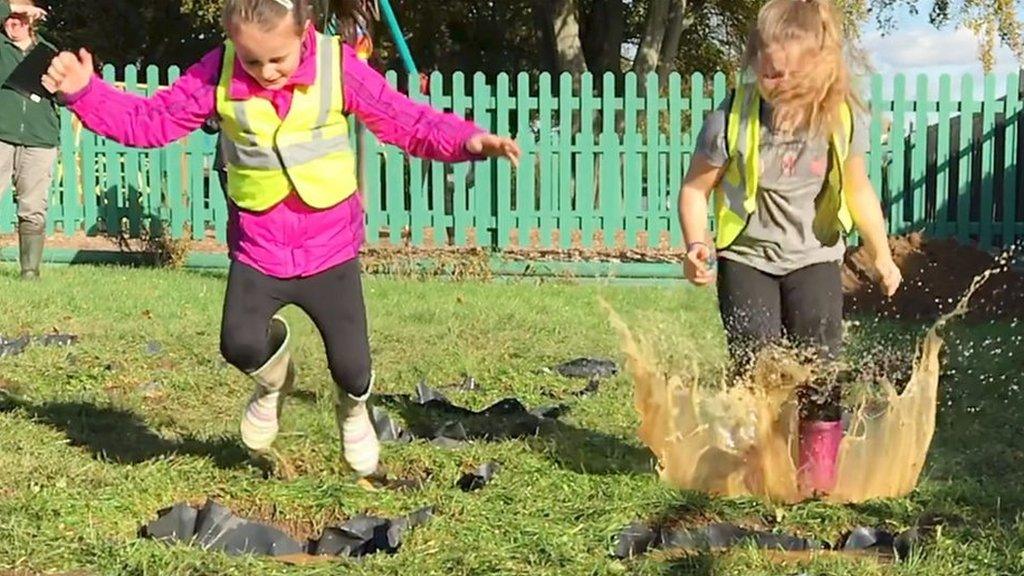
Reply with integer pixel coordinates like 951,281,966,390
2,66,1023,251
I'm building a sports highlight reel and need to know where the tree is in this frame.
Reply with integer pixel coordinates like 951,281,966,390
34,0,762,79
40,0,221,68
363,0,762,81
631,0,761,79
540,0,637,76
538,0,756,81
381,0,542,75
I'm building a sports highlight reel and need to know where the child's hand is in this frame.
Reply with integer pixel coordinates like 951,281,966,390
41,49,95,96
466,133,521,167
684,241,716,286
874,255,902,297
10,3,46,21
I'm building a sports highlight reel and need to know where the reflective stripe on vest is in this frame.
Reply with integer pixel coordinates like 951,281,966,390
215,31,358,212
713,83,854,249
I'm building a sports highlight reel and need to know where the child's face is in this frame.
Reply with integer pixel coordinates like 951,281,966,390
3,13,31,44
229,16,308,91
757,42,810,100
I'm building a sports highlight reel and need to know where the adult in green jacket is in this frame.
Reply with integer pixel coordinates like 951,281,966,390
1,0,58,279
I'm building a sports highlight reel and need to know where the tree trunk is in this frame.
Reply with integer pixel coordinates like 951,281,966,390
656,0,688,82
533,0,587,74
550,0,589,74
631,0,672,82
583,0,626,75
533,0,558,72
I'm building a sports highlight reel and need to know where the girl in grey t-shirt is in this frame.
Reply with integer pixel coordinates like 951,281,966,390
678,0,903,499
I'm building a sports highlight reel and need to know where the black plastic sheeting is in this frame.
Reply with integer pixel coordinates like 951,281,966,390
141,500,433,559
614,522,822,559
308,507,434,557
0,333,78,358
840,526,919,559
551,357,619,379
613,521,922,561
371,382,565,447
457,462,501,492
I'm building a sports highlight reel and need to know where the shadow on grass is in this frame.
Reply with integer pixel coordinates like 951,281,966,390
530,419,657,476
181,268,229,281
0,391,251,470
377,393,657,476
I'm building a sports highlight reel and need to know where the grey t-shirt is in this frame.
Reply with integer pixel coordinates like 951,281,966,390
695,98,869,275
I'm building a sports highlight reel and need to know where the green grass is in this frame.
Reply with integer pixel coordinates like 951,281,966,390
0,263,1022,575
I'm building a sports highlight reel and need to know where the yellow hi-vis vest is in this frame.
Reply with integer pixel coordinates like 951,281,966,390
714,83,855,249
215,31,357,212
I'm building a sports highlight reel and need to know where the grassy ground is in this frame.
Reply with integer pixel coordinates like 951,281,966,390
0,263,1022,576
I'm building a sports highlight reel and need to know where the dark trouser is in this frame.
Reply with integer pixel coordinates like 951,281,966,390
220,258,372,397
716,258,844,421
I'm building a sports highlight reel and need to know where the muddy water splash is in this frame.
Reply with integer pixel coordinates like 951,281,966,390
608,260,1012,504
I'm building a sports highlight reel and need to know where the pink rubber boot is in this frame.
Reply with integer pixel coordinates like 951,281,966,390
797,420,843,498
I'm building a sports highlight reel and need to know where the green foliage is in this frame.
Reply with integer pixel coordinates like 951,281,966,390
40,0,221,67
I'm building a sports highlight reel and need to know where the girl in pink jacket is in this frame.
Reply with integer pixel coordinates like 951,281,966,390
42,0,520,479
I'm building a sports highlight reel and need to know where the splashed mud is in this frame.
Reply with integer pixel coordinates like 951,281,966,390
610,258,1008,503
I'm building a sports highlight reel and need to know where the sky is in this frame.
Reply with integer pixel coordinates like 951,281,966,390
859,6,1022,100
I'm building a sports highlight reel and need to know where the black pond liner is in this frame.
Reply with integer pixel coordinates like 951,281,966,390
371,382,566,447
613,521,922,561
141,500,433,560
0,333,78,358
551,357,619,379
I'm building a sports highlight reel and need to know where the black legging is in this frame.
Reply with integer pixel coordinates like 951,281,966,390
716,258,844,421
220,257,372,397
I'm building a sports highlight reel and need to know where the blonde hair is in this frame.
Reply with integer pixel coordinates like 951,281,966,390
221,0,314,34
741,0,863,137
327,0,377,46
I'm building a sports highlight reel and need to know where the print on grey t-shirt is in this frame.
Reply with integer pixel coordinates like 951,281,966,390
694,97,869,275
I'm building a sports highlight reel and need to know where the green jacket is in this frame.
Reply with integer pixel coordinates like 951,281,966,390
0,2,60,148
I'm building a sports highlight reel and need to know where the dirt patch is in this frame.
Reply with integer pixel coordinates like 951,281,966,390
0,231,227,254
8,230,1024,320
1,231,685,277
843,232,1024,322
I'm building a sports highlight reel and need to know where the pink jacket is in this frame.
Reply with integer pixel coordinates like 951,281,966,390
65,28,484,279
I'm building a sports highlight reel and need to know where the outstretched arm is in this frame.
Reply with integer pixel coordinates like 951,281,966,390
43,48,220,148
341,45,519,165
